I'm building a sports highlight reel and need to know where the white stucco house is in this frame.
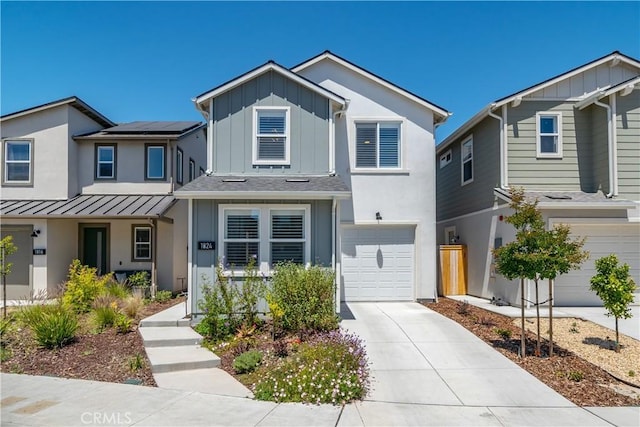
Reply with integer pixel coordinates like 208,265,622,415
176,51,450,314
0,97,207,299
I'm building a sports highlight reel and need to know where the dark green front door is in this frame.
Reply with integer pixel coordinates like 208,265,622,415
83,227,108,275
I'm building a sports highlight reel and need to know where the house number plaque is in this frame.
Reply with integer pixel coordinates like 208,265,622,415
198,241,215,250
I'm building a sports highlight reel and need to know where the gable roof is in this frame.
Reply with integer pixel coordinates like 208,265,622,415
438,51,640,153
0,96,115,128
193,61,346,107
292,50,451,123
74,121,205,139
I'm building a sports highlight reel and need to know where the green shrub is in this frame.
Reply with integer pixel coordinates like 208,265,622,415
270,262,338,335
238,258,265,327
0,316,13,345
23,304,78,349
253,330,369,404
128,353,144,371
128,271,150,288
115,314,132,334
567,370,584,382
62,260,112,312
154,290,173,303
233,350,262,374
93,304,119,331
495,328,512,340
197,268,240,341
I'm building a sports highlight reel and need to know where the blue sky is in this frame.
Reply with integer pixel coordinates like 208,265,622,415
2,1,639,142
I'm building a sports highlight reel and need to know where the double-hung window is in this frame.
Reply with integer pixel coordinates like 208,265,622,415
461,137,473,185
132,226,152,261
3,139,32,184
270,210,305,264
253,107,290,165
355,122,401,169
145,144,166,180
220,205,310,272
176,148,184,185
95,145,116,179
536,112,562,158
189,158,196,182
223,209,260,267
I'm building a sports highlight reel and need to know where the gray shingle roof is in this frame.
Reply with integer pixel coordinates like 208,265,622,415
1,195,176,218
176,175,350,198
494,188,636,208
75,121,203,139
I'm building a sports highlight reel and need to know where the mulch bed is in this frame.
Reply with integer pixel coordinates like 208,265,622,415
1,296,185,387
423,298,639,406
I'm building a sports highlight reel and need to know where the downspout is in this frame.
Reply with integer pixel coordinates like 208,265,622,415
332,197,339,312
331,100,350,175
593,98,617,197
194,99,213,173
487,104,508,190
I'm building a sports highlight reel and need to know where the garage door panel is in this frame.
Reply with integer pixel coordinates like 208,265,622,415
555,223,639,306
341,226,415,302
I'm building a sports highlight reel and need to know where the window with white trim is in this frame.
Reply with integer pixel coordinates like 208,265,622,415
253,107,290,165
96,145,116,179
220,205,310,271
189,158,196,182
176,148,183,185
132,226,152,261
461,137,473,185
355,122,401,168
536,112,562,157
145,144,166,180
3,139,32,184
439,149,452,168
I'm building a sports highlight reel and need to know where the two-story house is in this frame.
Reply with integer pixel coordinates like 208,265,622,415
436,51,640,307
176,51,450,315
0,97,206,299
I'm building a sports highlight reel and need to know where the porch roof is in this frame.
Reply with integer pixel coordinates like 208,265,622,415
175,174,351,199
0,194,176,218
494,188,637,210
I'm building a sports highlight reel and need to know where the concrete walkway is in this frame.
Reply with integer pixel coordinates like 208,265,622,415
2,302,638,426
448,295,640,340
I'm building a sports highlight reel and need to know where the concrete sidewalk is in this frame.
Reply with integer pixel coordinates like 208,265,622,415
2,302,638,426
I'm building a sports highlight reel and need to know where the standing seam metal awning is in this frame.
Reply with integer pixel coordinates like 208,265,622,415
0,195,176,218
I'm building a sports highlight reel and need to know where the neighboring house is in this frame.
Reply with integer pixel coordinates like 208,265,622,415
436,51,640,307
0,97,206,299
176,51,450,315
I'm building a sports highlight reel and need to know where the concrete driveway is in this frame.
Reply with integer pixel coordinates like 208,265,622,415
338,302,619,425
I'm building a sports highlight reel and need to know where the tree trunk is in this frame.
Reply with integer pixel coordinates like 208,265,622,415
535,278,541,357
520,278,526,357
548,278,553,357
615,317,620,353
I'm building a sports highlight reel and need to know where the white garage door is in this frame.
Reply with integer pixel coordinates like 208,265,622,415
341,226,415,301
554,223,640,306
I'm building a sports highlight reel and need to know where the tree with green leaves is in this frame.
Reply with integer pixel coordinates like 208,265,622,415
1,236,18,318
590,254,637,352
493,188,587,357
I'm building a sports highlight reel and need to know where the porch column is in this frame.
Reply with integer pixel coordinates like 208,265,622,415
151,218,158,298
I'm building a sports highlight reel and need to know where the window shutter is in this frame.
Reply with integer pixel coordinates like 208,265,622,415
226,214,259,239
356,124,377,167
379,125,399,167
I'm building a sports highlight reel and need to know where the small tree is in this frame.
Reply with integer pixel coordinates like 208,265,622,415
1,236,18,319
590,254,637,352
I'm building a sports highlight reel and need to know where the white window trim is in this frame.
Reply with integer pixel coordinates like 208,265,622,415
189,158,196,182
133,226,152,261
252,106,291,165
146,145,166,180
96,145,115,179
218,204,311,275
3,139,33,185
536,111,563,158
439,149,452,168
444,226,457,244
461,136,474,186
352,117,405,171
176,147,184,185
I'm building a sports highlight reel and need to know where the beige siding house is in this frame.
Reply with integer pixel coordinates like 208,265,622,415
0,97,206,299
436,52,640,307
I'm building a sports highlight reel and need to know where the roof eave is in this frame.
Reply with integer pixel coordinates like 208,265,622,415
175,191,351,200
194,62,346,107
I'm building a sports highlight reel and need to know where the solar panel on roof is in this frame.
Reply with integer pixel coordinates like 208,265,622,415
104,121,201,134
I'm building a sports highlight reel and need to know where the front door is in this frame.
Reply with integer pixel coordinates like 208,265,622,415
0,225,32,299
82,226,108,275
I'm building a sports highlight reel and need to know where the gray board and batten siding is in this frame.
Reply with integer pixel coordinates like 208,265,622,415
436,115,501,221
212,70,330,175
616,88,640,201
190,199,333,313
